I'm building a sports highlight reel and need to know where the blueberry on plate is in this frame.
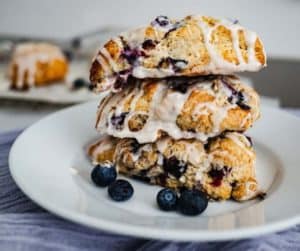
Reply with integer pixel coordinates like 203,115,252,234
157,188,178,211
91,163,117,187
108,179,134,202
177,190,208,216
72,78,87,90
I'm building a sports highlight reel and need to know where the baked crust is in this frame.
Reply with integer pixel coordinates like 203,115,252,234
87,132,258,201
96,75,260,143
90,15,266,92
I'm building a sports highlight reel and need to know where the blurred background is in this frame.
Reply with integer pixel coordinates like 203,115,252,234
0,0,299,131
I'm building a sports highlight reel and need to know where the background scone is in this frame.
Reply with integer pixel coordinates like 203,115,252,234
88,132,257,201
9,42,68,90
96,75,260,143
90,15,266,92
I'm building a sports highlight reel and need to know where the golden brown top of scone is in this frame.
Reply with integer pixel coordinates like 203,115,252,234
90,15,266,92
96,75,260,143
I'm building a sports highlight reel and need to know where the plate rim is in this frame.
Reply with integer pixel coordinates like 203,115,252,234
8,101,300,241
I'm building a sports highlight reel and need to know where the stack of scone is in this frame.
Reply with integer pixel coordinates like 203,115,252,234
88,15,266,201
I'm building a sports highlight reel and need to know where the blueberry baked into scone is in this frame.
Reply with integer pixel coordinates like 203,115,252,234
88,14,266,202
90,15,265,92
8,43,68,90
88,132,256,201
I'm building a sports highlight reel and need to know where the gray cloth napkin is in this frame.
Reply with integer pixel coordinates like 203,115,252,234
1,130,300,251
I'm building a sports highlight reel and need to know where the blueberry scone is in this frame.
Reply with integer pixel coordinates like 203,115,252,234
88,132,257,201
96,75,260,143
9,43,68,90
88,14,267,203
90,15,266,92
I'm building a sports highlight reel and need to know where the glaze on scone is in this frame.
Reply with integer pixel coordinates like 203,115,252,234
90,15,266,92
96,75,260,143
87,132,257,201
9,43,68,90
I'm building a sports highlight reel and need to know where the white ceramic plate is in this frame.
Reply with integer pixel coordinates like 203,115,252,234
9,101,300,241
0,61,99,104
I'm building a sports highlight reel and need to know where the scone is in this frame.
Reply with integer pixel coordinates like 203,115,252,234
90,15,266,92
9,42,68,90
96,75,260,143
88,132,257,201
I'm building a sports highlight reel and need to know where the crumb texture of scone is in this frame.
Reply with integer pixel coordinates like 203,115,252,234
87,132,257,201
96,75,260,143
9,43,68,90
90,15,266,92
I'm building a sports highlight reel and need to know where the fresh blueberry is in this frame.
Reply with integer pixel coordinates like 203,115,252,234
178,190,208,216
63,49,74,61
157,188,178,211
72,78,87,89
88,83,94,91
108,179,134,202
71,37,81,49
91,163,117,187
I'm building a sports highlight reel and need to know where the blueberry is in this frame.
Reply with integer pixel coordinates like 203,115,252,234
108,179,134,202
63,49,74,61
72,78,87,89
163,156,187,178
142,39,157,50
208,168,225,187
88,83,94,91
113,70,131,90
91,163,117,187
71,37,81,49
121,46,144,65
130,139,140,154
152,16,170,27
178,190,208,216
167,78,189,93
110,112,129,130
236,101,251,110
157,188,178,211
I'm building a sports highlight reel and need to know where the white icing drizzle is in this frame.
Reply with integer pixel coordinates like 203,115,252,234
99,47,119,72
96,76,258,143
236,179,258,201
9,43,65,88
225,132,255,157
92,15,266,90
88,135,115,163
